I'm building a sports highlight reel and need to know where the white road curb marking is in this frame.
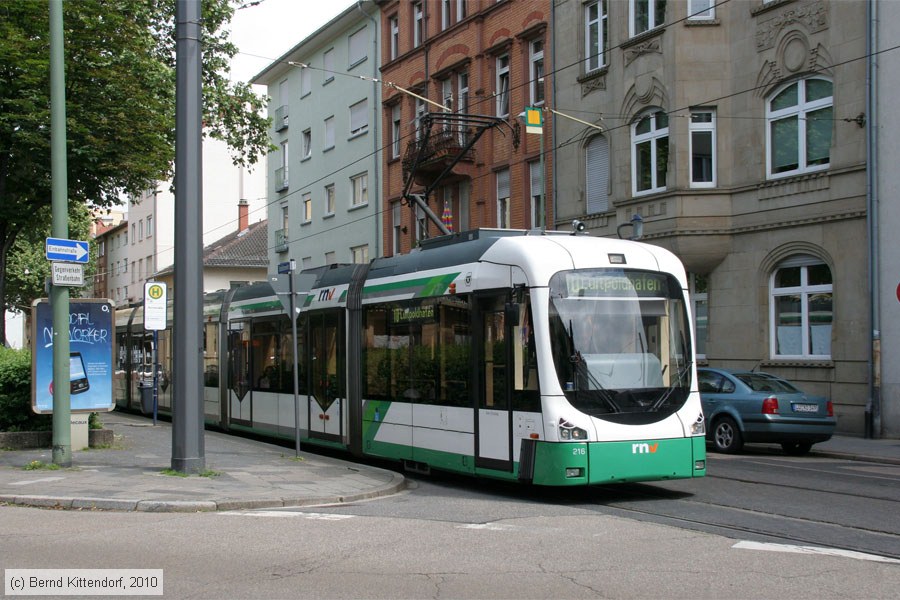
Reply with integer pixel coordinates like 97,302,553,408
734,541,900,564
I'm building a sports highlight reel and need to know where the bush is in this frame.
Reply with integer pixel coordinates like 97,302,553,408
0,346,51,432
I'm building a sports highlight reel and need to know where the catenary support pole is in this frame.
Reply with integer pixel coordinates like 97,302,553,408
49,0,71,467
172,0,205,472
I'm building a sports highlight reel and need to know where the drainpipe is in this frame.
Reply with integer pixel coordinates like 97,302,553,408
866,0,880,438
357,0,380,258
550,0,558,229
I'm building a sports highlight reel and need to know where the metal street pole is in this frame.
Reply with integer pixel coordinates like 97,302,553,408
172,0,205,473
49,0,71,467
289,260,301,457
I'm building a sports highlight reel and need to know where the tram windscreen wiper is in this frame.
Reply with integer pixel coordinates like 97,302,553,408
567,318,620,414
650,361,693,411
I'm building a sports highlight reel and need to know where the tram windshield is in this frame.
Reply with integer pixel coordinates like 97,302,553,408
548,269,692,420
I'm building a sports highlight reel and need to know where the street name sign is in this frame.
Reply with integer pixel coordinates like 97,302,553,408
45,237,89,263
51,262,85,286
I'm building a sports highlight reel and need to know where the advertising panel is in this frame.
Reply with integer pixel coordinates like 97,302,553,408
31,299,116,414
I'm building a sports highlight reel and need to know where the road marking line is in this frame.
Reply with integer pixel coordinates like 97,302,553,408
458,523,516,531
8,477,65,486
220,511,354,520
734,541,900,564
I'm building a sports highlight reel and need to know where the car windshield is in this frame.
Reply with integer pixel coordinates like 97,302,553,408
735,373,800,394
548,269,692,420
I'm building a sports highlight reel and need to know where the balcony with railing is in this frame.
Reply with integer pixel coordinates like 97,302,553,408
275,105,289,131
275,167,288,192
274,228,289,253
402,125,475,187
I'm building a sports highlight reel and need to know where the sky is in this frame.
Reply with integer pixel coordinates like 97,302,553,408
228,0,358,85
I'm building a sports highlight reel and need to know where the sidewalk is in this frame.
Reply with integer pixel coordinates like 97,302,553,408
1,411,898,513
0,412,405,512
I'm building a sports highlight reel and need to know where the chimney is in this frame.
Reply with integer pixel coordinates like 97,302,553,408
238,199,249,232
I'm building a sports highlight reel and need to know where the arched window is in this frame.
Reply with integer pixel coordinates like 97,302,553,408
585,135,609,214
767,77,833,178
631,110,668,196
770,256,832,358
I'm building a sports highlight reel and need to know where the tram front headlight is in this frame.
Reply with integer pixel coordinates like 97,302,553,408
691,413,706,436
558,418,587,441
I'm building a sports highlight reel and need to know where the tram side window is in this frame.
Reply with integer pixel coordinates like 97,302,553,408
251,317,293,393
228,326,251,401
363,296,471,407
204,323,219,386
284,315,307,395
511,295,540,412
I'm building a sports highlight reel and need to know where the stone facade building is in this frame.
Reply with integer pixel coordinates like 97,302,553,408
552,0,869,434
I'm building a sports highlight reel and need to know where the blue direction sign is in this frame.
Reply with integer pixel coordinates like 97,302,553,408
46,237,89,263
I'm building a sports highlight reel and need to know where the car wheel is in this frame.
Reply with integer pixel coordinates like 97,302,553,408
712,416,743,454
781,441,813,456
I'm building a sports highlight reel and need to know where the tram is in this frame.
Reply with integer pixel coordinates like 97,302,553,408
114,228,707,486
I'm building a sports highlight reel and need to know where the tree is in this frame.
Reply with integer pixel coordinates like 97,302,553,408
0,0,271,345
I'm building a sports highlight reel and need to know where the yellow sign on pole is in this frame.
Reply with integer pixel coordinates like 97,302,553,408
525,106,543,134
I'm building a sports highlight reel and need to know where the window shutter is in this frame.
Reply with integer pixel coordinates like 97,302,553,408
350,100,368,134
586,136,609,213
497,169,510,199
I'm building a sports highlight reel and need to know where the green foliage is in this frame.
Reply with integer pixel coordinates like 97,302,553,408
0,347,49,432
24,460,61,471
0,0,272,341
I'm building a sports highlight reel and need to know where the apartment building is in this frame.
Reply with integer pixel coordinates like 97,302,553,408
552,0,869,435
253,1,382,269
377,0,553,254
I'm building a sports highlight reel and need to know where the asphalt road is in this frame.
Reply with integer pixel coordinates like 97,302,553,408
3,450,899,599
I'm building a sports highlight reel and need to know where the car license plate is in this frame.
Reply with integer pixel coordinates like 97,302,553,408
792,403,818,413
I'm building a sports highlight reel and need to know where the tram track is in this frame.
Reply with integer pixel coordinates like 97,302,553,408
582,473,900,562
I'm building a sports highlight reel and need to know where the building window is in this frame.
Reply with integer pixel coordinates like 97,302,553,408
99,240,105,256
391,104,402,159
496,168,510,228
325,251,336,265
349,99,368,136
349,27,367,67
585,0,608,72
456,0,467,22
325,184,335,216
281,204,289,235
441,0,451,30
767,77,833,178
585,135,609,214
146,215,153,237
414,97,426,140
413,2,424,48
138,219,144,241
351,244,369,264
324,117,335,150
496,54,510,118
690,110,716,187
770,256,832,358
277,140,289,190
392,202,402,254
302,193,312,223
458,72,468,143
389,15,399,60
302,128,312,159
322,48,334,84
689,273,708,359
145,255,153,277
131,224,136,243
630,0,666,37
688,0,714,20
351,172,368,207
415,204,427,242
299,64,311,97
530,40,545,106
631,110,668,196
529,161,543,228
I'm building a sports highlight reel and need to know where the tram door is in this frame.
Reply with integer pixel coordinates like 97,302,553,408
475,294,513,471
308,310,345,442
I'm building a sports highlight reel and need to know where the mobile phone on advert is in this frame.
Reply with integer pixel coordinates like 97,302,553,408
70,351,90,394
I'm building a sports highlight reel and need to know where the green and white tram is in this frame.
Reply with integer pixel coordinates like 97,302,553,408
116,229,706,486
